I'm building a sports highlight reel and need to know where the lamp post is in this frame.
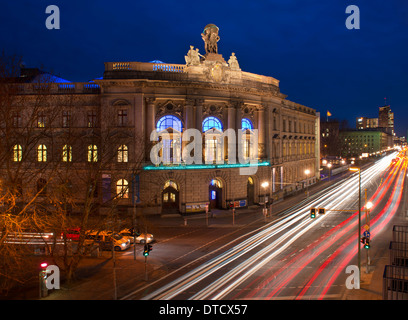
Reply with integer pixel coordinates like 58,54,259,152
327,163,332,180
364,191,373,274
304,169,310,198
349,167,361,287
261,181,269,221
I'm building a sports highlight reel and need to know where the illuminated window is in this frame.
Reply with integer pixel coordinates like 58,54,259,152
211,190,216,200
62,145,72,162
205,138,223,163
156,115,183,131
202,116,223,132
164,180,178,190
116,179,129,198
37,144,47,162
13,144,22,162
241,118,253,131
37,112,46,128
210,179,222,188
117,144,128,162
87,145,98,162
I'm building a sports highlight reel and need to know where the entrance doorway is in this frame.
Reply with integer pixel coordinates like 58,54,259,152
247,177,254,206
162,180,179,214
209,178,223,209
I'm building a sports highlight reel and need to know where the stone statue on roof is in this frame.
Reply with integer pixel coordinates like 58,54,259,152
201,24,220,54
228,52,240,70
185,45,203,66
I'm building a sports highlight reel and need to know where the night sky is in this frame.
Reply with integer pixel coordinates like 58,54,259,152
1,1,407,136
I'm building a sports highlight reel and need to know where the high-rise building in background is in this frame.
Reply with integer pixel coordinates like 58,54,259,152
378,105,394,135
356,117,378,130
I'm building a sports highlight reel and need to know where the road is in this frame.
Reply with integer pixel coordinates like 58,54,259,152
121,151,406,300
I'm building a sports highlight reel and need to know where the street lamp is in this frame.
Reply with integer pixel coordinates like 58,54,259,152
327,163,332,180
261,181,269,220
304,169,310,198
349,166,361,287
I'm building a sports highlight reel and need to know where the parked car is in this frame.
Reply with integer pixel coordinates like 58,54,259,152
85,231,130,251
63,228,80,241
119,228,154,244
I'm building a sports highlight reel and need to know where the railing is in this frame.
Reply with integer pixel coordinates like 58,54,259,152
106,61,186,73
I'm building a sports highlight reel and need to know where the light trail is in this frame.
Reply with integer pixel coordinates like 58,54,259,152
127,153,398,300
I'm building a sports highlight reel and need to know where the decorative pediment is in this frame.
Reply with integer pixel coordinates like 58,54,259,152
156,100,183,119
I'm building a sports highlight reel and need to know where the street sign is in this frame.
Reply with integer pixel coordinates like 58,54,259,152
363,224,370,231
363,230,370,238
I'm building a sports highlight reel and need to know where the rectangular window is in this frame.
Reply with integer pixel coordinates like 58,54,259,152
117,145,128,163
13,144,22,162
37,144,47,162
37,112,46,128
62,145,72,162
87,110,97,128
117,109,128,126
87,145,98,162
62,111,71,128
12,112,22,128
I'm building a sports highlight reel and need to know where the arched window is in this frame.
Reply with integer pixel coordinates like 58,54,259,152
13,144,22,162
37,144,47,162
156,115,183,132
116,179,129,198
241,118,253,131
202,116,223,132
62,145,72,162
87,145,98,162
118,144,128,162
210,179,222,188
164,180,178,191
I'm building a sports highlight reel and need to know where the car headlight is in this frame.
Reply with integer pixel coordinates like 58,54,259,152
121,243,126,247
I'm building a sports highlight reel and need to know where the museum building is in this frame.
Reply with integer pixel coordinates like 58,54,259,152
6,24,319,215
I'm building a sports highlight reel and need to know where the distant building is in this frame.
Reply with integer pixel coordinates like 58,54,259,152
356,117,378,130
320,120,340,158
339,129,393,157
379,105,394,135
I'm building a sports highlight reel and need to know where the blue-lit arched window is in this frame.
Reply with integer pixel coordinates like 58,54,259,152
241,118,253,130
202,116,223,132
156,115,183,132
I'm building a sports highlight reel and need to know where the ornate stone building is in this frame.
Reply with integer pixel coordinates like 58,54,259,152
4,24,319,216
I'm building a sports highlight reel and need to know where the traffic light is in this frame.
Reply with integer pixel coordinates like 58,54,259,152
360,237,370,249
143,244,153,256
318,208,326,215
310,208,316,218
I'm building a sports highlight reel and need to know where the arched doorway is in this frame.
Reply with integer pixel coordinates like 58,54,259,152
247,177,254,206
162,180,179,214
209,178,223,209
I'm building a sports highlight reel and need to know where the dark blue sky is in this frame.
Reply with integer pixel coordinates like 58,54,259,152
1,0,407,136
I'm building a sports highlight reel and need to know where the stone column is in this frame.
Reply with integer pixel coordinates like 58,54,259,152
195,99,204,132
257,106,265,159
145,97,156,161
183,99,195,157
226,105,236,162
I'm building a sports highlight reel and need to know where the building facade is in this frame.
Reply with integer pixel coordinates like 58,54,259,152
3,24,319,216
339,129,393,157
356,117,378,130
